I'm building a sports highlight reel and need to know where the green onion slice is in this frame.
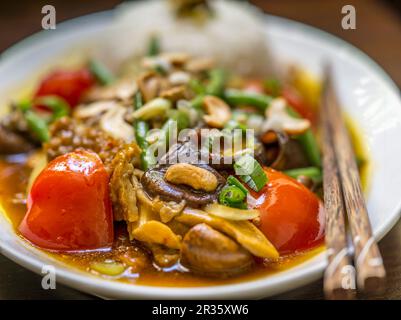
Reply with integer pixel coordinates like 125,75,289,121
234,155,268,192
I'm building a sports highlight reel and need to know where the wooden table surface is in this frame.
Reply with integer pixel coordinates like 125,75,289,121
0,0,400,300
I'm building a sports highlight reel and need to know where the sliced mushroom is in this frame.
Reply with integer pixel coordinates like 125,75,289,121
0,125,35,154
262,97,310,135
176,207,279,259
100,105,135,142
180,223,253,277
160,85,188,102
202,96,231,128
83,79,137,103
141,164,225,207
262,130,310,170
137,72,169,103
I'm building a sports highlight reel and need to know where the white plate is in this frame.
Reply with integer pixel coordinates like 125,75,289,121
1,11,401,299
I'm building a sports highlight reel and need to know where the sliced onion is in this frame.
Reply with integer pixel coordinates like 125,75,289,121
204,203,259,221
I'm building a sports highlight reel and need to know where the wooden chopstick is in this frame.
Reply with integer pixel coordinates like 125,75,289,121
322,65,386,295
321,80,355,299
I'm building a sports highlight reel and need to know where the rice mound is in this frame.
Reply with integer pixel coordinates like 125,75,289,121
95,0,274,76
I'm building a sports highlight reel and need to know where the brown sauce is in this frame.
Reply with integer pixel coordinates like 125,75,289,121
0,157,324,287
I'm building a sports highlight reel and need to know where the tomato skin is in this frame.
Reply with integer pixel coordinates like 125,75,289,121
251,168,324,254
34,69,94,107
19,150,113,251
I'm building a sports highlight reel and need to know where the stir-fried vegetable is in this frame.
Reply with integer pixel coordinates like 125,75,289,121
224,89,273,111
218,185,247,208
284,166,322,183
226,175,248,195
147,34,160,56
133,92,155,171
287,107,321,167
234,155,268,192
204,203,259,221
206,68,226,97
89,59,115,85
90,261,126,276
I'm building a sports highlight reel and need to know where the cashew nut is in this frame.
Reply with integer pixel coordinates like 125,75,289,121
164,163,218,192
202,96,232,128
262,97,310,135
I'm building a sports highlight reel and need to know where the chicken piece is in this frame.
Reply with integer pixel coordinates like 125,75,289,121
109,143,142,222
180,223,253,277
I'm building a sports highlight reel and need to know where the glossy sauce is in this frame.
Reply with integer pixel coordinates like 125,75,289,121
0,157,325,287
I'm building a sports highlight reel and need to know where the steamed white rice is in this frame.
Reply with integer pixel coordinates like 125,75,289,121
94,0,274,76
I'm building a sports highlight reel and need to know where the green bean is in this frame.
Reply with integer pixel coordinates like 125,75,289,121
133,92,154,170
89,59,115,85
224,89,273,112
35,95,70,121
206,69,226,97
147,35,160,56
287,107,322,167
284,167,322,183
25,110,49,142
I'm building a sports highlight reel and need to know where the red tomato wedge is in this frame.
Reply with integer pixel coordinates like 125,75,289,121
34,68,94,108
250,168,325,254
19,150,113,251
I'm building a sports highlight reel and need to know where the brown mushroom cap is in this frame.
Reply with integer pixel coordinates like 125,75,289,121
180,223,254,277
141,164,225,207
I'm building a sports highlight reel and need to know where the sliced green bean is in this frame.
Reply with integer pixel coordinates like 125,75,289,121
284,167,322,183
133,92,154,170
35,95,70,121
89,59,115,85
206,69,226,97
224,89,273,112
147,35,160,56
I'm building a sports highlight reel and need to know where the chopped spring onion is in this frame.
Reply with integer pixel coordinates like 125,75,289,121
90,261,126,276
224,89,273,112
284,167,322,183
204,203,259,221
147,35,160,56
234,154,268,192
219,185,246,208
226,175,248,195
89,59,115,85
132,98,171,120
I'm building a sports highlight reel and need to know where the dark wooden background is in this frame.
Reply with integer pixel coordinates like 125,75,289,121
0,0,400,300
